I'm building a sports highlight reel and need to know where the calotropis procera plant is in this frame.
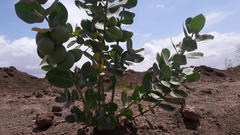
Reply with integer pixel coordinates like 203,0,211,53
15,0,213,131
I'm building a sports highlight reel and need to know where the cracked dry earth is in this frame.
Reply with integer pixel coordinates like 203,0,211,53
0,65,240,135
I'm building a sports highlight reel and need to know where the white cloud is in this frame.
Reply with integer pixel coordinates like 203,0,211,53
150,4,164,8
136,33,152,38
130,32,240,71
205,12,224,25
0,35,45,77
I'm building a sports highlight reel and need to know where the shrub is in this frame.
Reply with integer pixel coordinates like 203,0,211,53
15,0,213,131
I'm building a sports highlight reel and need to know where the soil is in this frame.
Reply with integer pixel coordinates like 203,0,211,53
0,65,240,135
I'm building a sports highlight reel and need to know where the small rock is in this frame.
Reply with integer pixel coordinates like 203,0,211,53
35,92,43,98
6,72,14,77
35,112,54,128
23,94,31,98
180,105,200,122
201,90,212,95
53,112,62,116
52,105,62,112
3,74,8,78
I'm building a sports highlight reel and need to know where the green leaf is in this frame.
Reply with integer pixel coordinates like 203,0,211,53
119,11,135,20
123,109,133,120
125,0,138,9
46,68,73,88
161,48,171,66
76,37,85,44
160,64,172,79
131,88,140,100
41,65,54,71
64,92,73,108
85,89,97,109
174,90,188,97
110,69,124,77
182,84,196,92
158,104,175,111
109,0,128,9
67,23,73,36
117,83,132,89
121,18,133,24
75,0,89,11
65,115,76,123
185,17,192,33
152,63,160,78
126,53,144,63
142,73,152,92
48,2,68,26
105,76,116,91
126,39,133,51
172,54,187,65
185,52,203,59
182,67,194,75
101,103,118,112
138,104,143,113
189,14,205,34
142,94,159,102
121,90,128,107
72,89,79,101
71,106,89,123
148,105,155,115
182,38,197,52
81,19,92,32
143,117,154,129
120,30,133,42
186,71,200,82
91,6,107,20
164,98,183,104
15,1,44,24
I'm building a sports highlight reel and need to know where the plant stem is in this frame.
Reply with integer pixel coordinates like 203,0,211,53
67,70,90,114
133,101,161,119
110,75,116,103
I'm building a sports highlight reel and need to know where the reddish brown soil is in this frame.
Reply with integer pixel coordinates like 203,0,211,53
0,65,240,135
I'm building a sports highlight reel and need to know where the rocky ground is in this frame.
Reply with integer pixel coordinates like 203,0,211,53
0,65,239,135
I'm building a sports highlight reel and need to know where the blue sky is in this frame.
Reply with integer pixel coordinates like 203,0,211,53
1,0,240,77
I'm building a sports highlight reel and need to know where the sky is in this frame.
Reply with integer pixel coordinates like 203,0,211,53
1,0,240,78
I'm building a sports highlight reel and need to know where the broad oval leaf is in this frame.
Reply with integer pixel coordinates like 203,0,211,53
172,54,187,65
121,90,128,107
186,71,200,82
142,73,152,92
119,10,135,20
65,115,76,123
15,1,44,24
158,104,175,111
85,89,97,109
81,19,92,32
101,103,118,112
182,38,197,52
174,90,188,97
185,52,203,59
46,67,73,88
48,2,68,26
189,14,205,34
125,0,138,9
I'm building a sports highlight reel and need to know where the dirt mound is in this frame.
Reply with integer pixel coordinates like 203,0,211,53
0,66,59,97
0,65,240,135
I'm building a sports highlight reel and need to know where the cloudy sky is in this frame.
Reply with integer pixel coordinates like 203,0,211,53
1,0,240,78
